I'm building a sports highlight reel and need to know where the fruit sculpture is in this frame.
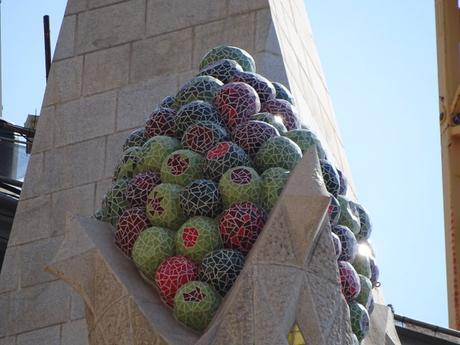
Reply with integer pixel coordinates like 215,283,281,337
95,45,379,340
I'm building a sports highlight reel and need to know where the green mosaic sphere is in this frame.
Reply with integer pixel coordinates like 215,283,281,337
261,167,290,212
205,142,251,181
219,166,262,208
173,281,221,332
138,136,182,173
255,136,302,173
104,179,129,227
352,252,371,279
338,195,361,235
252,112,287,134
356,274,373,310
113,146,143,180
175,76,223,109
132,226,175,280
284,129,327,159
160,149,205,186
146,183,186,230
176,216,222,262
348,300,370,342
199,45,256,73
272,82,294,104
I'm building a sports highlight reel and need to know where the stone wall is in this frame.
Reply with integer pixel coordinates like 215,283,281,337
0,0,354,344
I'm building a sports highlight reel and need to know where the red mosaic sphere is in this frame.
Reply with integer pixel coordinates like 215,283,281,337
213,82,261,132
261,99,300,130
181,121,228,155
230,71,276,103
232,120,279,158
126,171,161,207
338,261,361,302
114,207,149,257
219,201,266,255
145,107,177,138
155,255,199,306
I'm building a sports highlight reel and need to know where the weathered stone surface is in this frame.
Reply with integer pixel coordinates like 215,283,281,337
255,8,281,55
228,0,268,15
95,178,113,207
104,129,132,178
16,325,60,345
65,0,87,15
0,337,15,345
88,0,126,8
62,319,89,345
54,15,76,61
71,290,87,320
0,293,10,337
19,153,45,200
0,247,18,293
31,106,55,153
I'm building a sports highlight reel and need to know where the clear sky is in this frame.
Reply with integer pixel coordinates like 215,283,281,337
2,0,447,328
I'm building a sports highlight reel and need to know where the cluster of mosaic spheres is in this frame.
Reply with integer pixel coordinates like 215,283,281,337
95,45,379,341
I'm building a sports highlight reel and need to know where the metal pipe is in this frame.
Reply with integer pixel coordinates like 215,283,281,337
43,15,51,80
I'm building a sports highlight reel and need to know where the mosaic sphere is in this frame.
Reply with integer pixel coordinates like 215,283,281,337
146,183,186,230
232,120,280,158
213,82,261,131
114,207,149,257
160,149,205,186
132,226,175,280
260,167,290,212
333,225,358,262
230,71,276,103
328,195,341,226
337,196,361,235
367,295,375,315
204,141,251,181
104,179,130,226
349,300,370,342
261,98,300,130
181,121,228,155
199,45,256,73
352,252,371,279
319,159,340,197
272,82,294,104
122,128,147,151
284,129,327,159
159,95,177,109
198,59,244,84
94,208,106,222
176,216,222,262
126,171,161,207
337,169,348,196
113,146,143,180
173,281,222,332
252,112,287,134
200,249,245,296
155,255,199,306
175,76,223,109
255,136,302,173
351,333,360,345
175,100,221,138
219,166,262,207
331,232,342,260
180,179,222,218
356,274,373,310
369,256,380,287
354,203,372,242
338,261,361,302
138,135,182,173
144,107,177,138
219,201,267,255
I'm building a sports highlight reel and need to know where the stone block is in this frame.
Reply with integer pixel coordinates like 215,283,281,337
117,76,177,131
8,281,70,335
254,51,288,85
44,137,105,192
228,0,268,15
8,195,52,246
71,290,86,320
0,247,18,293
192,12,256,68
0,293,10,337
54,15,76,61
65,0,87,14
88,0,126,8
146,0,227,37
255,8,281,55
32,106,55,154
77,0,145,54
19,236,64,288
43,56,83,106
131,29,192,83
20,153,45,200
104,129,132,178
83,44,130,95
0,337,15,345
55,91,116,147
62,319,89,345
52,184,96,237
17,325,60,345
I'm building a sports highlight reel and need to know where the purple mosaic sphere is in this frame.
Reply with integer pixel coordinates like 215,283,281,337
198,59,244,84
126,171,161,207
181,121,228,155
261,99,300,130
145,107,177,138
333,225,358,262
232,120,279,158
230,71,276,103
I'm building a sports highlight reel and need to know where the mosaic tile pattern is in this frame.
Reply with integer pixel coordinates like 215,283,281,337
114,207,149,257
181,121,228,155
146,183,186,230
132,226,175,280
213,82,261,132
337,169,348,196
123,128,147,151
348,301,370,342
338,261,361,302
230,71,276,103
113,146,143,180
175,76,223,109
199,45,256,73
331,232,342,260
175,216,222,262
284,129,327,160
337,195,361,235
328,195,341,226
174,100,221,138
261,98,300,130
354,203,372,242
219,166,262,207
219,201,266,255
126,171,161,207
252,112,287,134
273,81,294,104
138,135,182,173
173,281,222,332
199,249,245,296
369,256,380,287
160,149,205,186
159,95,177,109
198,59,244,84
145,107,177,138
155,255,199,306
104,179,130,226
260,167,289,212
356,275,372,310
352,252,371,279
180,179,222,218
332,225,358,262
204,141,251,181
232,120,279,158
319,159,340,197
255,136,302,173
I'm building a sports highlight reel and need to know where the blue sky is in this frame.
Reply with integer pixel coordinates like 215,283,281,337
3,1,447,327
